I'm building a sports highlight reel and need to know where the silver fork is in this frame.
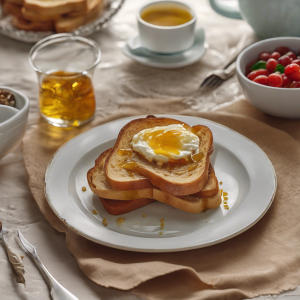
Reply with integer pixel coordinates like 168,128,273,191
199,36,251,92
199,60,236,92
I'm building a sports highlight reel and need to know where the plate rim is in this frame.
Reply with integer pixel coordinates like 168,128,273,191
44,114,277,252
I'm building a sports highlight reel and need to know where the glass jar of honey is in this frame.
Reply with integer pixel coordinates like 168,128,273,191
29,34,101,127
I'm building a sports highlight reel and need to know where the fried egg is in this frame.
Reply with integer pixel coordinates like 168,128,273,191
131,124,199,165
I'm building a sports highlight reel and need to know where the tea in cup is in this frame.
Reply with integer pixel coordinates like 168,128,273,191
137,1,197,54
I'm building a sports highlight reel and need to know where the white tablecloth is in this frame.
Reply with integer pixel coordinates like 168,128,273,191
0,0,299,299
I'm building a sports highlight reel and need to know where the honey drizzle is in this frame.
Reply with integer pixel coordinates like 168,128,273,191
118,149,133,157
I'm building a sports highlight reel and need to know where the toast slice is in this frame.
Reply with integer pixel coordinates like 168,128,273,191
99,197,155,215
3,1,23,18
88,148,219,200
88,149,222,214
23,0,92,16
54,0,102,32
105,116,213,196
21,6,61,21
12,16,54,31
5,0,23,5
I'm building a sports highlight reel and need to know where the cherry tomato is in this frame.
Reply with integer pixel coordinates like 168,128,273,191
270,52,281,60
245,59,259,75
291,59,300,66
281,73,291,88
290,81,300,88
253,75,268,85
284,63,300,76
268,73,283,87
278,56,291,67
276,46,290,56
258,52,271,61
247,69,269,81
286,51,297,60
266,58,277,73
288,71,300,81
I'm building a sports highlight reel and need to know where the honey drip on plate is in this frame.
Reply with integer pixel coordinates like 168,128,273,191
116,217,125,227
102,218,108,226
118,149,133,157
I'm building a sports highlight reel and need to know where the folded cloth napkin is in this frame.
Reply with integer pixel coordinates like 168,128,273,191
22,99,300,300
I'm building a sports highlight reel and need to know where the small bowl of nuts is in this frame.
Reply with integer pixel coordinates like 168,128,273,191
0,87,29,158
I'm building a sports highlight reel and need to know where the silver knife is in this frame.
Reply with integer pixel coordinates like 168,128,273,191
18,230,79,300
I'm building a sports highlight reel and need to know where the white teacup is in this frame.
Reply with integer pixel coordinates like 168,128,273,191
137,0,197,54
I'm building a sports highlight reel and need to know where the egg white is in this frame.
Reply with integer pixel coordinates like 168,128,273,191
131,124,199,165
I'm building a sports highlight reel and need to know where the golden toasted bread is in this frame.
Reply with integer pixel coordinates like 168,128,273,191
105,116,213,196
21,6,61,21
99,197,155,215
3,1,23,18
88,148,219,200
88,149,221,214
12,16,54,31
23,0,92,16
5,0,23,5
54,0,102,32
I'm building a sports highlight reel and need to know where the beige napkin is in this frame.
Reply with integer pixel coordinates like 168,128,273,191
23,99,300,300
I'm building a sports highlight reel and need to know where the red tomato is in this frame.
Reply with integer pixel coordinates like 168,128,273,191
288,71,300,81
291,59,300,66
290,81,300,88
278,55,292,67
268,73,283,87
276,46,290,55
270,52,281,60
253,75,269,85
281,73,291,88
247,69,269,81
286,51,297,60
266,58,277,73
285,63,300,76
245,59,259,75
258,52,271,61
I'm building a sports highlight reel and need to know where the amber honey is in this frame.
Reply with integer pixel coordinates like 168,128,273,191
39,71,95,127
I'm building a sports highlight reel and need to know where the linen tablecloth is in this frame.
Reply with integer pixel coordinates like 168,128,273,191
1,0,300,299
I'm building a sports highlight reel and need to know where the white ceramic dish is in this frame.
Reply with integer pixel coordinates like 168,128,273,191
236,37,300,119
45,115,276,252
0,86,29,159
123,28,208,69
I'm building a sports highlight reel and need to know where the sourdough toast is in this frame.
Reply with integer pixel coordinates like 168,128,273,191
105,116,213,196
88,148,221,214
12,16,54,31
99,197,155,215
55,0,102,32
88,148,219,200
23,0,90,16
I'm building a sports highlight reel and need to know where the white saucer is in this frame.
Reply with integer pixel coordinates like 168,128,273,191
123,28,208,69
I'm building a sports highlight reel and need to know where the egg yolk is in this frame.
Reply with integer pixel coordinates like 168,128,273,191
133,128,183,159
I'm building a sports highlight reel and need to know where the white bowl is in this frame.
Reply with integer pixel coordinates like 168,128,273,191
0,86,29,158
236,37,300,119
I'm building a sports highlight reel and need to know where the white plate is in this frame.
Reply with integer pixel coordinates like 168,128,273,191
122,28,208,69
45,115,276,252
